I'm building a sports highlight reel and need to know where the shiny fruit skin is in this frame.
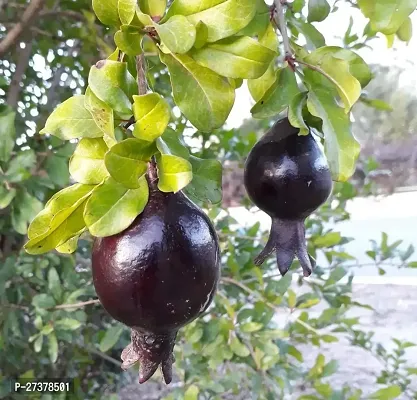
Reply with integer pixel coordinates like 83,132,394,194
244,117,332,220
92,190,220,333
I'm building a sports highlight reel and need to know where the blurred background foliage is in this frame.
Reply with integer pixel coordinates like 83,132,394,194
1,0,417,399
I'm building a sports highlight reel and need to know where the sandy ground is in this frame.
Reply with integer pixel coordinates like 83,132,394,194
118,283,417,399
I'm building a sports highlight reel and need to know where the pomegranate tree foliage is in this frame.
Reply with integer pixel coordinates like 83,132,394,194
1,0,417,398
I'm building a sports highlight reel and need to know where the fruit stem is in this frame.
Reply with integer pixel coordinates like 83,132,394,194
147,158,159,190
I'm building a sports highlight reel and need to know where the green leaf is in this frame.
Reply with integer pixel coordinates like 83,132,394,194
160,52,235,132
32,294,55,309
114,29,144,57
191,36,276,79
140,0,167,18
194,21,209,49
132,93,171,141
303,46,372,88
360,97,393,111
308,0,330,22
291,19,325,49
69,138,109,185
304,50,361,112
48,267,62,302
397,16,412,41
89,60,137,119
184,156,222,204
251,67,300,119
34,335,43,353
156,128,190,159
55,319,82,331
259,23,279,52
105,138,156,188
296,293,320,309
248,63,276,102
11,190,43,235
230,336,250,357
305,69,360,181
157,154,193,193
27,184,94,240
0,107,16,162
369,385,402,400
100,325,124,352
45,155,70,187
0,186,16,209
92,0,120,26
238,0,269,37
84,177,149,237
5,150,36,183
25,201,88,254
165,0,257,42
325,266,348,286
40,96,103,140
358,0,417,34
313,232,342,247
155,15,196,54
288,92,309,135
84,88,116,145
48,333,59,363
55,234,81,254
184,385,200,400
118,0,137,24
241,322,263,333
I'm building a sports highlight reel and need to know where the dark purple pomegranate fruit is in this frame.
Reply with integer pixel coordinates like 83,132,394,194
244,117,333,277
92,175,220,384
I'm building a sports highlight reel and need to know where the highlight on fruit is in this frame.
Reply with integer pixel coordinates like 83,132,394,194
244,117,333,277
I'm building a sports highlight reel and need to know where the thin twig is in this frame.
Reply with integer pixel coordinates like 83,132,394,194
78,344,122,367
0,0,45,57
51,299,101,310
274,0,293,59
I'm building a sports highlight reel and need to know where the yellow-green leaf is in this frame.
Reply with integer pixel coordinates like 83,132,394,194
157,154,192,193
114,29,143,56
304,49,362,112
165,0,257,42
105,138,156,188
84,88,115,145
160,52,235,132
92,0,120,26
155,15,196,54
397,16,412,41
358,0,417,35
140,0,167,18
194,21,208,49
191,36,276,79
56,233,83,254
84,177,149,237
118,0,137,25
132,93,171,141
304,69,360,182
248,62,276,102
40,96,103,140
251,67,300,119
88,60,137,119
69,138,109,184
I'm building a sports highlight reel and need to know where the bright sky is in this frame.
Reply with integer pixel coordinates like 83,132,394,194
226,2,417,129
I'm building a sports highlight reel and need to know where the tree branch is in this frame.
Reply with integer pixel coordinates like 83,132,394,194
6,42,33,108
0,0,46,57
39,10,86,21
274,0,293,59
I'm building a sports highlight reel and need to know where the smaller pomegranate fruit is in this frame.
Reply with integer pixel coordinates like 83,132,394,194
92,178,220,384
244,117,333,277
